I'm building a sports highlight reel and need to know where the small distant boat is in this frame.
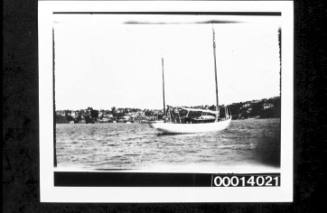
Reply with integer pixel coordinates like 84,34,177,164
150,120,164,124
150,28,231,134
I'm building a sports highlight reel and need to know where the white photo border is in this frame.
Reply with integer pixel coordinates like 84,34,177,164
39,0,293,202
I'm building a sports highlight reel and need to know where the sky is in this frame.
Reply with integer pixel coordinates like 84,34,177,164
54,15,281,110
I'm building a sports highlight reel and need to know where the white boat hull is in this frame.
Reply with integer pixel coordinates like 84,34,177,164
150,118,232,134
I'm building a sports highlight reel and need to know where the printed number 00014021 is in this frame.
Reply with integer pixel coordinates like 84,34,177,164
212,175,280,187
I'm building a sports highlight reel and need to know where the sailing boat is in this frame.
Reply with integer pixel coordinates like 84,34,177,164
150,28,232,134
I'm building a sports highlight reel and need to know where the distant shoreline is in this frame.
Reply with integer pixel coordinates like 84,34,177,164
55,97,280,124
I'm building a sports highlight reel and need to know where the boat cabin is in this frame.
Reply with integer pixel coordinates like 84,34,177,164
165,106,230,124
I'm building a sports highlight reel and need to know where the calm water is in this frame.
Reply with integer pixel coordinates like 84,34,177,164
56,118,280,171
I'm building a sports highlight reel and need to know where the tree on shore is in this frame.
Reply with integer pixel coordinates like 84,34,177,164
111,107,116,116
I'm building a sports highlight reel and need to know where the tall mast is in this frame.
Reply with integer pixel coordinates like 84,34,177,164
161,58,166,115
212,27,219,119
52,28,57,167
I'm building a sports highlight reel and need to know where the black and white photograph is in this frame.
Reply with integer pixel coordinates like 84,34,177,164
38,1,293,202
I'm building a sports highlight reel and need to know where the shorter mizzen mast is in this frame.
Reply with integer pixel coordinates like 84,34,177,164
161,58,166,116
212,27,220,121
